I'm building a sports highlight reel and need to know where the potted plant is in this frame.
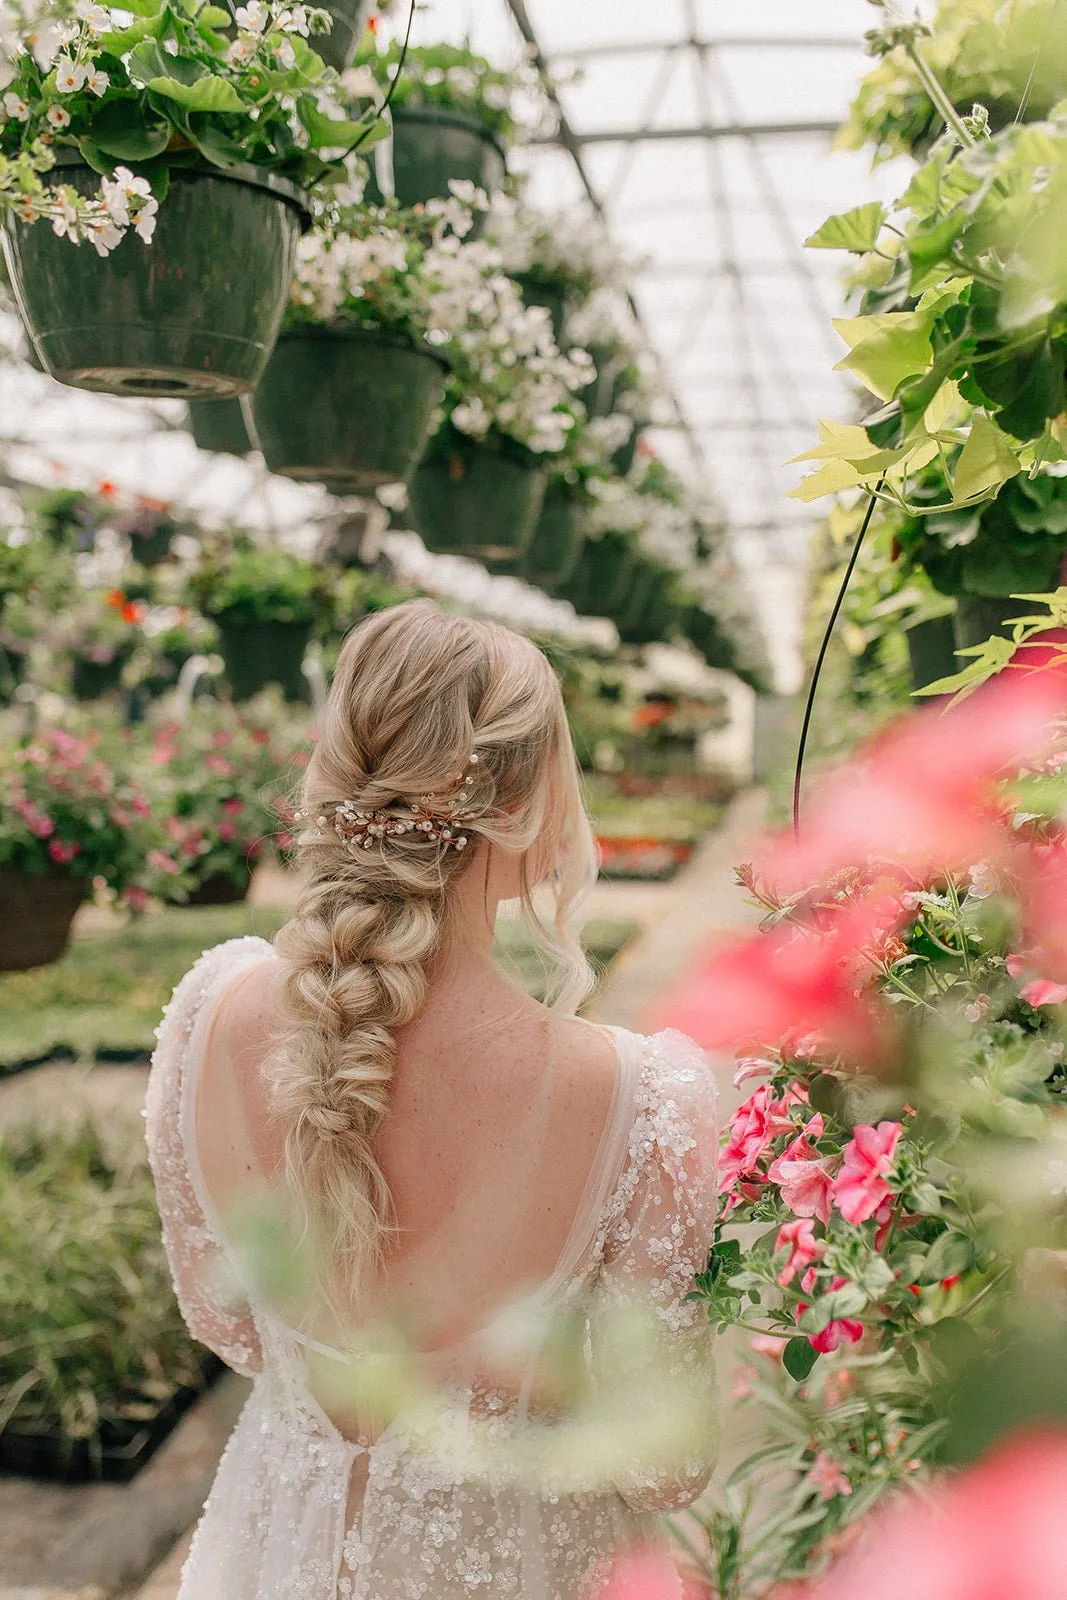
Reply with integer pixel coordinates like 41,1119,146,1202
357,41,519,211
62,587,147,699
188,538,335,701
126,603,220,698
520,414,630,591
252,186,477,492
148,701,301,903
484,197,626,344
0,723,170,969
0,0,384,396
407,256,592,566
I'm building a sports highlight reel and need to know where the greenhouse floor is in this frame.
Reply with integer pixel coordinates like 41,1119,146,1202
0,788,767,1600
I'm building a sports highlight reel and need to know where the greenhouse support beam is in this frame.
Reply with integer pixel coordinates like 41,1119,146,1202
543,37,861,59
532,120,840,146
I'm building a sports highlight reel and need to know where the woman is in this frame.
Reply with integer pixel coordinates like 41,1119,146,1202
147,600,719,1600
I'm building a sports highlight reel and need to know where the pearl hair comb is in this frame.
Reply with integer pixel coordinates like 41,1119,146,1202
296,754,480,854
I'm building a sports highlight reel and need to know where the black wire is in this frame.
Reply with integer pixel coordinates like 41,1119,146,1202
341,0,417,160
792,479,884,841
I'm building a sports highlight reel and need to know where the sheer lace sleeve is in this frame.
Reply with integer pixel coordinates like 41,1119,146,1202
145,936,275,1378
591,1030,719,1513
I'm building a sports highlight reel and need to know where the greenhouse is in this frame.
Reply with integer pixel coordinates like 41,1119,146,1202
0,0,1065,1594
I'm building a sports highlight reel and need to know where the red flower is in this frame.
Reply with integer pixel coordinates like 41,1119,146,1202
47,839,79,865
221,797,244,816
768,1117,838,1225
120,600,144,624
832,1122,902,1225
719,1085,796,1192
105,588,126,610
797,1274,864,1354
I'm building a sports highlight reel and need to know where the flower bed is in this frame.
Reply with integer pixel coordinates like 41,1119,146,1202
0,1117,216,1481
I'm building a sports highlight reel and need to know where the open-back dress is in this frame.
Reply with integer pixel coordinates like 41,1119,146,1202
146,937,719,1600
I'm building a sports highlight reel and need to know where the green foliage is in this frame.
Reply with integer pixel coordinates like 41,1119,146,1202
353,39,529,142
188,539,337,626
0,1117,208,1455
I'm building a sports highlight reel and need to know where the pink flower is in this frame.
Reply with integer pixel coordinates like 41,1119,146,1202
221,797,244,816
47,839,80,865
775,1217,823,1287
1020,978,1067,1008
807,1451,852,1501
204,754,234,777
1005,953,1027,977
147,849,180,876
218,820,237,843
832,1121,902,1225
212,731,233,748
731,1364,757,1399
250,726,270,745
719,1086,796,1192
767,1114,838,1224
801,1427,1067,1600
131,795,152,818
125,885,149,913
798,1275,864,1354
750,1334,786,1362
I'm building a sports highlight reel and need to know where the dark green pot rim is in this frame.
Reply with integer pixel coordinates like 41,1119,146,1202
48,148,312,229
388,104,507,164
276,322,451,371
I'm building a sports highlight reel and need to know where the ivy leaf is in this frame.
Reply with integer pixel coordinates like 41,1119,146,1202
782,1337,818,1381
907,206,966,291
147,75,244,112
833,308,935,402
952,414,1022,503
805,202,887,254
914,634,1019,700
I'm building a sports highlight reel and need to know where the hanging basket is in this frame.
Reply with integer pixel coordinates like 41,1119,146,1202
3,157,309,398
684,607,735,671
313,0,372,69
187,398,256,456
512,271,574,346
906,613,958,691
216,619,312,703
183,870,251,907
521,482,587,589
576,343,619,419
367,107,507,211
612,424,640,478
555,532,637,622
71,654,126,700
617,563,678,646
0,865,86,971
253,327,449,492
953,595,1020,652
409,442,546,563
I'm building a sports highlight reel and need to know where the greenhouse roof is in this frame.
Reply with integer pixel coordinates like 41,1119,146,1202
0,0,914,691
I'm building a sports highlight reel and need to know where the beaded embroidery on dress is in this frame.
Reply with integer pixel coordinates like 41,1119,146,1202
145,938,719,1600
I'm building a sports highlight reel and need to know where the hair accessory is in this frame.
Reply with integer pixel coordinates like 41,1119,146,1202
295,753,482,855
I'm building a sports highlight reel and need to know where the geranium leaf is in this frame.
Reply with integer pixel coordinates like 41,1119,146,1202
782,1337,818,1381
804,202,887,254
952,414,1022,503
147,75,244,112
832,309,935,402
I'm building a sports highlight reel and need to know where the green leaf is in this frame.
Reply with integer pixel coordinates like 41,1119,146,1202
83,122,171,162
197,4,231,22
906,207,966,292
782,1337,818,1381
952,414,1022,503
147,75,244,112
296,99,384,152
190,119,245,167
127,39,176,84
805,202,887,254
833,308,935,402
914,633,1019,699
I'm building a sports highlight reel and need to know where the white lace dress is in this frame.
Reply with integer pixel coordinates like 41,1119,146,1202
145,938,719,1600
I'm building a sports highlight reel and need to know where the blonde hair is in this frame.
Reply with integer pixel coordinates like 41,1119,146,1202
266,599,598,1319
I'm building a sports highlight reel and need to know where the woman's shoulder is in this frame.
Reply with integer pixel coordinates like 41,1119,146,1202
155,935,277,1047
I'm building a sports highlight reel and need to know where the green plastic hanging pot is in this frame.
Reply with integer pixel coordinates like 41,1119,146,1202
512,271,574,346
612,424,640,478
187,398,256,456
0,865,87,971
3,156,309,398
906,613,958,692
313,0,371,69
684,607,735,671
253,326,449,492
521,481,586,589
556,531,637,621
366,107,507,211
71,654,126,700
575,343,619,419
953,595,1020,652
216,619,312,703
409,442,546,564
617,563,678,646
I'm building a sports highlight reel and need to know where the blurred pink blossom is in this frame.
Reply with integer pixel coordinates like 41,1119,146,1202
775,1218,823,1286
807,1451,852,1501
1020,978,1067,1008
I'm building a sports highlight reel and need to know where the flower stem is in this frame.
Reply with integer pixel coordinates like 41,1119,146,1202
904,39,977,149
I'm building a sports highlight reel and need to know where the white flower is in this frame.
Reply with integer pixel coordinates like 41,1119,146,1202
134,197,158,243
50,198,79,239
86,67,109,95
3,91,30,121
967,861,997,900
338,66,376,97
30,20,75,71
101,165,152,227
54,54,87,93
226,36,256,64
45,103,71,129
233,0,268,31
272,37,296,69
75,2,112,35
277,5,310,32
87,215,124,255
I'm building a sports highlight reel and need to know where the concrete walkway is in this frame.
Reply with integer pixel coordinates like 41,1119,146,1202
1,789,770,1600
